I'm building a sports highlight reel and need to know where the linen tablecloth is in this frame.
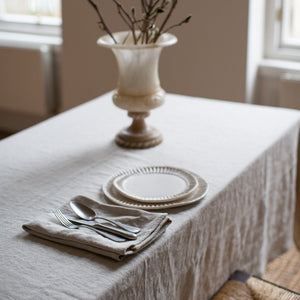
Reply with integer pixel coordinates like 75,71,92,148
0,92,299,300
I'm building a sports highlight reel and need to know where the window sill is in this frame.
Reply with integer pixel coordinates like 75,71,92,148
259,59,300,76
0,31,62,49
0,19,62,48
0,20,61,36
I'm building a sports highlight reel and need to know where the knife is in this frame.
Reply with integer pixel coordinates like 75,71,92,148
66,215,138,240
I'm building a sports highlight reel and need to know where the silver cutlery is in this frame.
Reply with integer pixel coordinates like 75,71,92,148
53,209,127,242
70,196,141,234
66,215,137,240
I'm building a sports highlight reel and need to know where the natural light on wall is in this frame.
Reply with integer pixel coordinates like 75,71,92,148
0,0,61,26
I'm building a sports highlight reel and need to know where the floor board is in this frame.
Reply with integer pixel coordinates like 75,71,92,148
264,245,300,293
0,131,13,140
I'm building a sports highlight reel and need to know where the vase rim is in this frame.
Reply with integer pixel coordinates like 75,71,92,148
97,31,177,49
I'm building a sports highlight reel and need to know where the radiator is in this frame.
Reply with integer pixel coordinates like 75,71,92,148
279,73,300,110
257,63,300,110
0,43,56,128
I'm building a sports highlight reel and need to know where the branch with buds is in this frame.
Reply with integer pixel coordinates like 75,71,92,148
87,0,191,44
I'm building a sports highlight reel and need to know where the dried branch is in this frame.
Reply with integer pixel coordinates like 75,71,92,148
162,15,192,33
87,0,117,44
153,0,177,43
111,0,137,43
141,0,147,14
87,0,191,45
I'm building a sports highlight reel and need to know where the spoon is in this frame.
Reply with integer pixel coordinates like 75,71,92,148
69,197,141,234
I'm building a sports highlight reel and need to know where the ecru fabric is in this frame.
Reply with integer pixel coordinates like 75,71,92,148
1,92,299,300
22,198,171,261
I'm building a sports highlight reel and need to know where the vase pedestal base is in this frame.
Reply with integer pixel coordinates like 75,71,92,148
115,112,163,149
115,127,162,149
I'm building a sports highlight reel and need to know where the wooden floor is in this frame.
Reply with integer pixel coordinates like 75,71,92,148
264,245,300,293
0,130,13,140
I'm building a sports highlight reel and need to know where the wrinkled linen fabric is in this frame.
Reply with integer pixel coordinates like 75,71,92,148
0,92,299,300
22,198,171,261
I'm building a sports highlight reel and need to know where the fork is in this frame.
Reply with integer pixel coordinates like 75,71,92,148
53,209,126,242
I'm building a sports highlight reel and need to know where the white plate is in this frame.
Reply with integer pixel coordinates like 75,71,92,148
102,168,208,210
112,166,199,203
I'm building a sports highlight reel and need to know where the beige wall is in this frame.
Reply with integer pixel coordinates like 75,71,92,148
60,0,249,111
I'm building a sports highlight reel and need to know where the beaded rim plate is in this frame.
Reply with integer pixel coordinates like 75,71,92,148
102,167,208,210
112,166,199,203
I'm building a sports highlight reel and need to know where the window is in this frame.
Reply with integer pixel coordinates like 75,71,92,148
281,0,300,47
265,0,300,61
0,0,61,25
0,0,62,39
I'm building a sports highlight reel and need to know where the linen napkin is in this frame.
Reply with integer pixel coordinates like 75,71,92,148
22,196,171,261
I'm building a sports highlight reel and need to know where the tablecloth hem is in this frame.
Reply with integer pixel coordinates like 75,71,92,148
22,225,125,261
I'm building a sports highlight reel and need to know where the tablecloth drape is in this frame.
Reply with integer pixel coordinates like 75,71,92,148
1,92,299,300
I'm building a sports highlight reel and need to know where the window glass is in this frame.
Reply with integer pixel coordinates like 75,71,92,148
265,0,300,61
289,0,300,40
282,0,300,46
0,0,61,25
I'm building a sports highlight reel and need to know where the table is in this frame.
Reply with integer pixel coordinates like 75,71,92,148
1,93,299,300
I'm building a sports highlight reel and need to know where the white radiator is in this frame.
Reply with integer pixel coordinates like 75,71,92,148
0,43,55,115
279,73,300,110
0,40,58,131
256,63,300,110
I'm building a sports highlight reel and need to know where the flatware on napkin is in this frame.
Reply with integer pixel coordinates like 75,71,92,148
22,196,171,261
69,196,141,233
53,209,128,242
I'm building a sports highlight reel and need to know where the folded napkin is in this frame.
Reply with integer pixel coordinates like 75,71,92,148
22,197,171,261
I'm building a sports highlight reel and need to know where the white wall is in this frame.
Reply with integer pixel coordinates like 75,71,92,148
246,0,265,103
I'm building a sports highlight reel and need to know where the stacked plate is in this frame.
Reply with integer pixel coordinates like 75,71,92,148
102,166,208,210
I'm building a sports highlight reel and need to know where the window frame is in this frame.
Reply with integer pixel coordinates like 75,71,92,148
265,0,300,62
0,0,62,42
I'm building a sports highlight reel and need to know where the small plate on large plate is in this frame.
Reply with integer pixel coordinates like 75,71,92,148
102,166,208,210
112,166,198,203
